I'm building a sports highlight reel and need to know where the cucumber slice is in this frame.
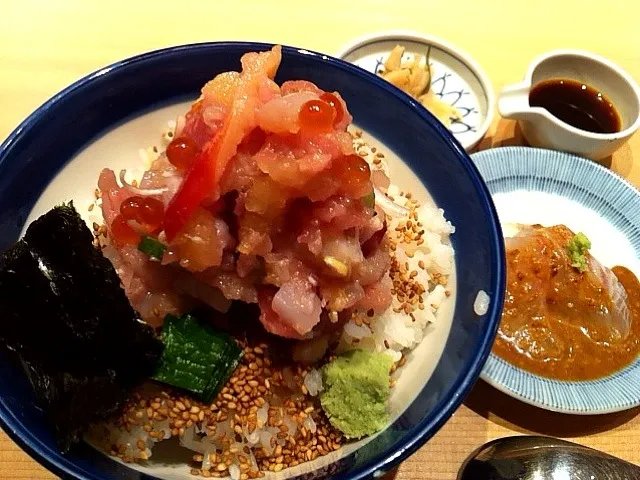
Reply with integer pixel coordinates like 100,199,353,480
152,314,243,402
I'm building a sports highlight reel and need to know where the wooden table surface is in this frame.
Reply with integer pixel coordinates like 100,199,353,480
2,1,640,478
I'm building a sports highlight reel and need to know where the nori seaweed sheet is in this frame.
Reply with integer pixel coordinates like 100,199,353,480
0,204,163,453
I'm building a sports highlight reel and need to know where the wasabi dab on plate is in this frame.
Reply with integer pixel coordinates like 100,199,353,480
567,232,591,272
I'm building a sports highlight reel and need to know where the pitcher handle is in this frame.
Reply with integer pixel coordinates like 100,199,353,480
498,82,532,120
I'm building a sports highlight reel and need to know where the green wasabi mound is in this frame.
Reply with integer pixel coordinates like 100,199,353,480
567,232,591,272
320,349,394,439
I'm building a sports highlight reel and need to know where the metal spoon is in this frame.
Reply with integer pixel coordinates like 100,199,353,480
457,435,640,480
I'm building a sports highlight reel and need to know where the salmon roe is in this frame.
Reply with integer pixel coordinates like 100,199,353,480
333,154,372,198
298,99,336,132
320,92,345,125
120,196,165,232
111,215,141,246
166,136,199,170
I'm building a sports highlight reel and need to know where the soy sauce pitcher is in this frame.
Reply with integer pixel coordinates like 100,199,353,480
498,50,640,160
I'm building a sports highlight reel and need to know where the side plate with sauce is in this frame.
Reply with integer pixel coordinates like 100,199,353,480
472,146,640,414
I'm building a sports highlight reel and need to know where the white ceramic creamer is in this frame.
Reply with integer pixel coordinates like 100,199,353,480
498,50,640,160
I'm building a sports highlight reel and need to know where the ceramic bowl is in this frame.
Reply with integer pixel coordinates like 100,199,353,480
335,30,496,152
0,42,504,480
498,50,640,160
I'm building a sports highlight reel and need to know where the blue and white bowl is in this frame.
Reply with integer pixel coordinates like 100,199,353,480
336,30,496,152
474,146,640,414
0,42,504,479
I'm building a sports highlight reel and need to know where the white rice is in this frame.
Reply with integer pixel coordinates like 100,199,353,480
474,290,490,316
339,148,456,362
303,368,323,397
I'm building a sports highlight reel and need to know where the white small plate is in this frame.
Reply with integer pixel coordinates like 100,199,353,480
335,30,495,152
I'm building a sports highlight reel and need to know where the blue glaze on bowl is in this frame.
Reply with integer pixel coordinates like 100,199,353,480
0,42,504,479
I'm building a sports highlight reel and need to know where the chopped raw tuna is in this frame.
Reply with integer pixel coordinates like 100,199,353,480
98,45,392,340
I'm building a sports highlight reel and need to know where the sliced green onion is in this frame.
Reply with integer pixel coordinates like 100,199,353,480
362,190,375,209
138,236,167,259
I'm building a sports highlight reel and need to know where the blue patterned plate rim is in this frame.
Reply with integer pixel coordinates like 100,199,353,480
472,146,640,415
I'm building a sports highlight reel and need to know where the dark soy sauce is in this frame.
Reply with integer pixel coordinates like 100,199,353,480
529,78,622,134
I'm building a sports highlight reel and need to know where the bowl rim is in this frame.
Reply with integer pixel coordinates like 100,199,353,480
334,29,496,151
0,41,505,480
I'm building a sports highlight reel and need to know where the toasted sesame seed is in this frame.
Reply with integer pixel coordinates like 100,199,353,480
101,338,343,477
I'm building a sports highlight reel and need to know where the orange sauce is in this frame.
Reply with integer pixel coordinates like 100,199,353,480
493,225,640,381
